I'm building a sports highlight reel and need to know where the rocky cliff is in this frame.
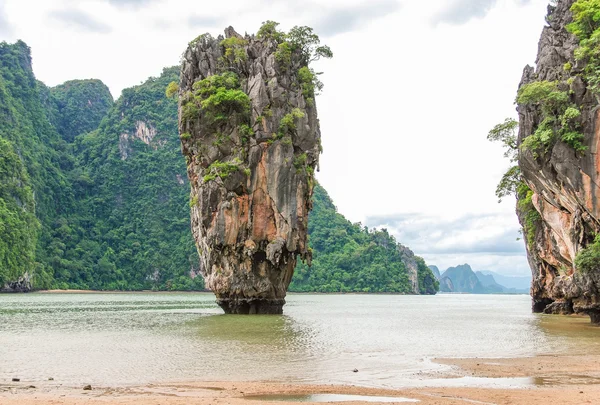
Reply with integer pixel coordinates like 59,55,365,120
517,0,600,323
178,26,325,313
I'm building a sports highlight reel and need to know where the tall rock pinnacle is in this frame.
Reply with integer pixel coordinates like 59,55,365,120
178,25,328,314
516,0,600,323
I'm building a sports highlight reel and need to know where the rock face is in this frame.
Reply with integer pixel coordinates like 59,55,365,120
1,273,32,293
397,244,420,293
179,27,320,314
517,0,600,323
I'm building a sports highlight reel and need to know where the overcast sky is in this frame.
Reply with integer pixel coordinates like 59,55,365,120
0,0,550,276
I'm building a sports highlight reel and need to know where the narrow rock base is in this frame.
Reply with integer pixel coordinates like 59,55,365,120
589,312,600,325
217,298,286,315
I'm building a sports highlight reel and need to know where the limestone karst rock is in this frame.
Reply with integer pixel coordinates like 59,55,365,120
517,0,600,323
178,26,323,314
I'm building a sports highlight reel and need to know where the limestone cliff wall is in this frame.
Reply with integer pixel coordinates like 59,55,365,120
179,27,321,314
517,0,600,323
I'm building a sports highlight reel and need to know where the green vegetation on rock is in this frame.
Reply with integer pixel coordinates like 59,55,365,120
203,159,242,182
0,41,202,292
516,182,541,250
487,118,520,202
517,80,585,153
220,37,248,65
487,118,540,251
184,72,250,126
575,234,600,273
417,257,439,295
60,66,202,291
48,79,114,143
568,0,600,92
0,137,38,286
257,20,331,104
0,40,74,289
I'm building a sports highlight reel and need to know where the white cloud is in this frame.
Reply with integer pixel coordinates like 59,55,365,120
313,0,401,37
432,0,532,25
48,8,112,33
0,0,13,38
365,211,530,275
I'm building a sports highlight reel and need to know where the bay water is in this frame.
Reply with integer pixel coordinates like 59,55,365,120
0,293,598,388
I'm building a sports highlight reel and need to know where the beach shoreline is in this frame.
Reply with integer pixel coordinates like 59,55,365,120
2,354,599,404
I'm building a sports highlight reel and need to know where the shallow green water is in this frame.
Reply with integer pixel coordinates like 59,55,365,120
0,293,598,388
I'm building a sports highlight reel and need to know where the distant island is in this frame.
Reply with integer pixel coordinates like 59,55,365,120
429,264,530,294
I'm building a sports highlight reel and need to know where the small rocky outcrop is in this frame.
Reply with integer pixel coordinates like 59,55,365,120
517,0,600,323
178,26,323,314
1,273,32,293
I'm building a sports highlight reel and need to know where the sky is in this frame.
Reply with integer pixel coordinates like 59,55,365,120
0,0,551,276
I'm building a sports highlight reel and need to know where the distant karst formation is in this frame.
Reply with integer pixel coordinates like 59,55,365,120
433,264,529,294
178,26,323,314
517,0,600,323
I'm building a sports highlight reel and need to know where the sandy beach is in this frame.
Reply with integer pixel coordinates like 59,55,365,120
2,354,599,405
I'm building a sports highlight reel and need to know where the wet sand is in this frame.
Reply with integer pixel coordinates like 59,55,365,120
2,354,599,405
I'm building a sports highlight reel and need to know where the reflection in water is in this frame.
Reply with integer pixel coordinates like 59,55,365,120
537,314,600,355
185,314,316,372
0,293,599,388
190,314,308,349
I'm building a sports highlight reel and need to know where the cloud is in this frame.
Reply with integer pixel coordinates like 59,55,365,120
0,0,12,37
365,212,530,275
422,252,531,276
365,212,526,256
432,0,531,26
314,0,401,37
187,15,224,29
107,0,158,7
48,9,112,33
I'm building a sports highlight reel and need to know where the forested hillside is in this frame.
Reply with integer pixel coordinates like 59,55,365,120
49,66,202,291
0,40,437,295
290,185,438,294
47,79,113,143
0,41,201,291
0,41,74,289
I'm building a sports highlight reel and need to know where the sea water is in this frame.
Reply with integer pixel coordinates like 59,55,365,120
0,293,598,388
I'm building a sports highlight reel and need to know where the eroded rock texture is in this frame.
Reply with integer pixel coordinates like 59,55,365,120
179,27,320,314
517,0,600,323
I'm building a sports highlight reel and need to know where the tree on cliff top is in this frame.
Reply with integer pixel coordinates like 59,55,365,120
487,118,520,202
257,21,333,63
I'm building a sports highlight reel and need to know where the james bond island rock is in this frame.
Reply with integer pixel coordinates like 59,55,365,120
515,0,600,323
178,24,331,314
